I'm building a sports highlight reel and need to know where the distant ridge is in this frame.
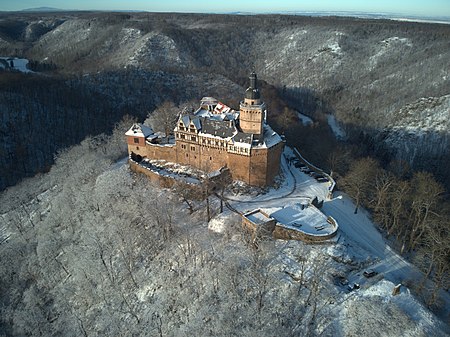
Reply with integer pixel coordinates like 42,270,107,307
21,7,67,12
226,10,450,24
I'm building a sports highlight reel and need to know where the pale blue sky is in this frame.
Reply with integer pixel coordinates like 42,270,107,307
1,0,449,17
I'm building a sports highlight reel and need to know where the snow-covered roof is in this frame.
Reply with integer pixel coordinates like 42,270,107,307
195,107,238,122
232,132,253,148
195,108,211,118
178,98,281,149
253,125,283,149
125,123,154,137
201,118,236,139
213,102,232,114
268,203,338,236
200,97,218,106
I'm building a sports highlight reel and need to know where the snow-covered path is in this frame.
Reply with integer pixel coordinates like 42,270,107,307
322,194,385,257
225,152,330,206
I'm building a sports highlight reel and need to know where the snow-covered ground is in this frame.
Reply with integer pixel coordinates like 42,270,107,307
0,57,33,73
221,147,450,329
327,114,346,140
297,111,313,125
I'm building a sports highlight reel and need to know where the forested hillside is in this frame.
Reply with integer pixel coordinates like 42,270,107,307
0,11,449,190
1,123,448,337
1,11,449,336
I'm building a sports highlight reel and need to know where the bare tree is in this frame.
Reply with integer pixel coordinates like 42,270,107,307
385,179,411,238
406,172,444,252
372,169,396,229
145,101,180,141
340,157,380,213
212,168,232,214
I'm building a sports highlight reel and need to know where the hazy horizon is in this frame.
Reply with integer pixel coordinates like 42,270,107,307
2,0,450,18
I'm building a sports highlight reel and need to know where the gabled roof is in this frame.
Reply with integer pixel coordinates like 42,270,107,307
262,125,283,148
125,123,154,137
179,115,202,130
213,102,232,114
179,115,191,127
190,118,201,130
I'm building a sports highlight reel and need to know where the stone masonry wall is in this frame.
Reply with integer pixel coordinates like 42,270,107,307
146,143,176,162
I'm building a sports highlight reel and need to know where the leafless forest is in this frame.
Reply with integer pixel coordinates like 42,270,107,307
1,119,448,336
0,11,449,336
0,12,449,190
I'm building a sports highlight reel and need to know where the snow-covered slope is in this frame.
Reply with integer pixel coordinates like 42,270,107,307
380,95,450,168
1,139,449,336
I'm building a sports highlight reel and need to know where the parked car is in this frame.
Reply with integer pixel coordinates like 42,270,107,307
363,269,377,278
294,162,306,169
309,172,323,178
347,283,360,291
338,277,349,286
316,177,328,183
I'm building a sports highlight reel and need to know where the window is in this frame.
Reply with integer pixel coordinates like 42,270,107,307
136,146,139,150
134,137,139,144
181,144,186,149
181,134,185,139
191,146,196,151
191,136,196,141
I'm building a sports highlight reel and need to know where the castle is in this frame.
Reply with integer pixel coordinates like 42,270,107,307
125,72,284,187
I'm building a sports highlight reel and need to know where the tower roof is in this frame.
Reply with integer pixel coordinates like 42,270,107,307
245,71,260,100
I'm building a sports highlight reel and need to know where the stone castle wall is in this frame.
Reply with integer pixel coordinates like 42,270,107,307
249,148,268,186
128,138,283,187
129,161,175,188
147,143,176,162
265,142,284,185
227,152,251,183
272,225,337,243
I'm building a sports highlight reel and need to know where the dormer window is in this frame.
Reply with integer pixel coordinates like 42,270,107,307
134,138,139,144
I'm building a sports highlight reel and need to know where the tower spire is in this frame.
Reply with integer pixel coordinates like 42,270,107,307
245,71,260,100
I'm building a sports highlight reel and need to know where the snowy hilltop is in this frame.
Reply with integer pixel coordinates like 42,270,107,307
0,127,448,336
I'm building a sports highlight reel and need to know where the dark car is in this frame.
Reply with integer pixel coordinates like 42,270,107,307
309,172,323,178
363,269,377,278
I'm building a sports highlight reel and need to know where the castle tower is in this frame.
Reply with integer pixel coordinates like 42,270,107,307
239,72,266,135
